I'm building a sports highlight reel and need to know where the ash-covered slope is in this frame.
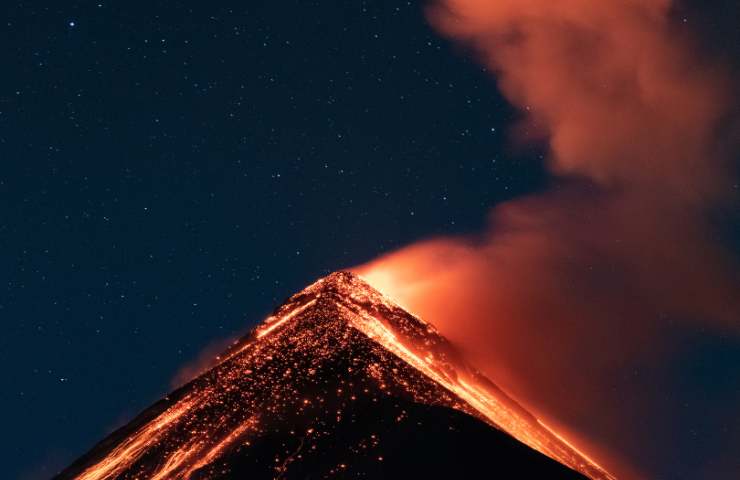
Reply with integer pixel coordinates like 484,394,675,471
55,272,612,480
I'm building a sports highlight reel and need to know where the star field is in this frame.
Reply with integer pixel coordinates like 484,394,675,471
0,2,542,477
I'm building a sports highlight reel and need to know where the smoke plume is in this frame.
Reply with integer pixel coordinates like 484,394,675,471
356,1,739,478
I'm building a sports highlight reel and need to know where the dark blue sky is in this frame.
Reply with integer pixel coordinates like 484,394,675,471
1,1,737,479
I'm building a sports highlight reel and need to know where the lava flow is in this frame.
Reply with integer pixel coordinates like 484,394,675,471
56,272,615,480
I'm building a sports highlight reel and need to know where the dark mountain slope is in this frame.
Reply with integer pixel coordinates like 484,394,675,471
55,272,610,480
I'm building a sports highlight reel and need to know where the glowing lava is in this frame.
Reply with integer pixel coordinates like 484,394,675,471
56,272,614,480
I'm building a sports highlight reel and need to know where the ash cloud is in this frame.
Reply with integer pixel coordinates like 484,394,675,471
356,1,739,478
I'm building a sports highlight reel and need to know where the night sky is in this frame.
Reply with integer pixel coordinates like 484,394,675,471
2,2,738,479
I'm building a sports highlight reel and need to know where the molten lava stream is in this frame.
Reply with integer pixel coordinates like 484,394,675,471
338,293,614,480
76,397,198,480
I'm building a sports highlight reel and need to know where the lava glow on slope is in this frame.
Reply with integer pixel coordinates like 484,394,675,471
58,272,614,480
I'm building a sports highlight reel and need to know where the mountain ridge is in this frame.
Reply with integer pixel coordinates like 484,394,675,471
55,271,611,480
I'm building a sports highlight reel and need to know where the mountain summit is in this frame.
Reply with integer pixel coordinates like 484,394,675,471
56,271,614,480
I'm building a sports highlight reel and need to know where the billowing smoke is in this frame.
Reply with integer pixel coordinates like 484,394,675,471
355,1,739,478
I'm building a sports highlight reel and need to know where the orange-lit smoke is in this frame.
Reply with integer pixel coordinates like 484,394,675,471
356,1,738,478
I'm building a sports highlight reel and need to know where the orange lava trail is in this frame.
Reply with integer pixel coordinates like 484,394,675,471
149,441,202,480
338,301,616,480
76,397,197,480
257,299,318,339
182,418,257,479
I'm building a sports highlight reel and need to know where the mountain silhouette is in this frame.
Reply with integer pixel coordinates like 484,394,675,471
55,272,612,479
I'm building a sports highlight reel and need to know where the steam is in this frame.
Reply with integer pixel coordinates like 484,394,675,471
356,1,738,478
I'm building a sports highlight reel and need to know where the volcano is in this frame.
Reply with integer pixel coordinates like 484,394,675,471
55,272,614,480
